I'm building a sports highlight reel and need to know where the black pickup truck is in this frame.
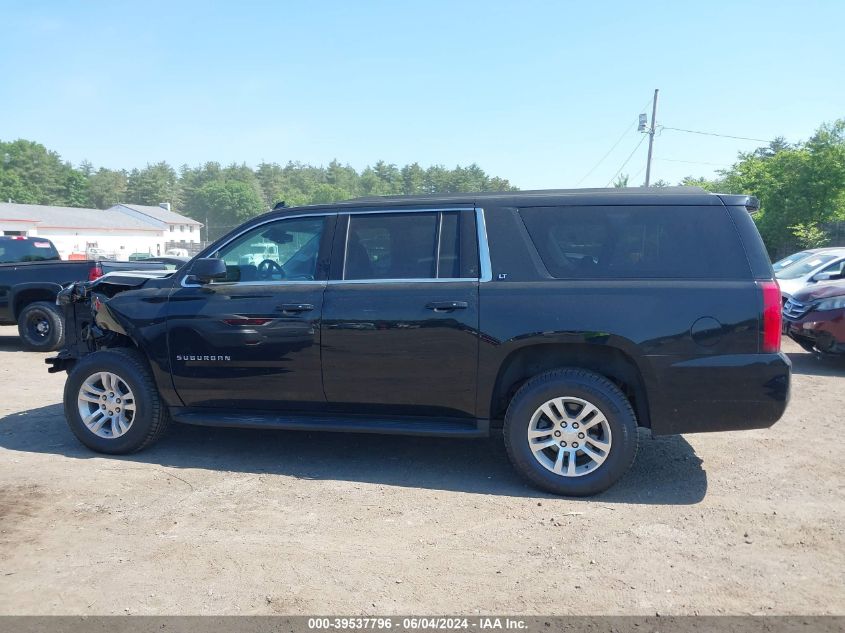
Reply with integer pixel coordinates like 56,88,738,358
0,236,162,351
47,188,791,495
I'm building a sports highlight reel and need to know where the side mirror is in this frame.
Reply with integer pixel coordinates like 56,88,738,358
188,258,227,284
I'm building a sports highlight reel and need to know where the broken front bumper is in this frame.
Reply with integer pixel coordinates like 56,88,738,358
45,282,96,373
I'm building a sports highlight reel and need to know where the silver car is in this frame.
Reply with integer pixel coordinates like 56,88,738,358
776,249,845,300
772,248,824,273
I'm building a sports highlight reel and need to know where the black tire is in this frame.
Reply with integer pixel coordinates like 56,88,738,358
17,301,64,352
504,368,638,496
63,348,170,454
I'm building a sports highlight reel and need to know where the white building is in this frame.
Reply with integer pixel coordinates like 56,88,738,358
0,202,203,261
108,204,203,255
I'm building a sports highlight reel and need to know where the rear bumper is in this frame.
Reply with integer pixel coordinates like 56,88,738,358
647,352,791,435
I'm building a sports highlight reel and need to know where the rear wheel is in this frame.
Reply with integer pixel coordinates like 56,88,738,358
504,368,638,496
64,348,170,454
17,301,64,352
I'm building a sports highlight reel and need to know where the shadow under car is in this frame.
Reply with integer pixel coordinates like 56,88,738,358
0,403,707,505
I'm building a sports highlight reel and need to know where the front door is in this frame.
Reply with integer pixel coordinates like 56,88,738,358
321,209,480,418
167,214,335,410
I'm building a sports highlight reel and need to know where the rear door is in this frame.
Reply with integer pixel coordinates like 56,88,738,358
321,208,481,418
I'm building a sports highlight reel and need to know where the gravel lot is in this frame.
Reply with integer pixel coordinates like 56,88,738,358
0,324,842,615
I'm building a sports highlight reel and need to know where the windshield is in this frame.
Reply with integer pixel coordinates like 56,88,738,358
772,250,814,272
776,254,840,279
0,239,61,264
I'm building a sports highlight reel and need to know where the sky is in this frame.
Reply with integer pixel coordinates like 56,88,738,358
1,0,843,190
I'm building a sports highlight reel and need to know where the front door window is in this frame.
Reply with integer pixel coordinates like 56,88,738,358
214,217,325,283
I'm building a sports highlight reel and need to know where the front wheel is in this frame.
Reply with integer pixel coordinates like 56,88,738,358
63,348,170,454
504,368,638,496
17,301,64,352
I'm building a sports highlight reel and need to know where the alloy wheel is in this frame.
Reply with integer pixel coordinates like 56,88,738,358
527,396,613,477
76,371,137,439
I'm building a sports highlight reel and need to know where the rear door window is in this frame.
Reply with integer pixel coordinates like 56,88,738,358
345,213,437,280
343,211,478,280
518,205,751,279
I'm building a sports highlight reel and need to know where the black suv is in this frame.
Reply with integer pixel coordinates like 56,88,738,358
48,188,790,496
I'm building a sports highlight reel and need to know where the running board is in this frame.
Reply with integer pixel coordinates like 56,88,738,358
170,409,489,438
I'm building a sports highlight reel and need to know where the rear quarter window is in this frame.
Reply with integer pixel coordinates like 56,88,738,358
518,205,751,279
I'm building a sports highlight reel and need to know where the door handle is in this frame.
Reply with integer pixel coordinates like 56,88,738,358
425,301,468,312
276,303,315,314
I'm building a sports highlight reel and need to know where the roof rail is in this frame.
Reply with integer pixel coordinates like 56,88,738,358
344,185,707,204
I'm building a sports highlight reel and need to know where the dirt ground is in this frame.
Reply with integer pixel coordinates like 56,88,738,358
0,324,842,615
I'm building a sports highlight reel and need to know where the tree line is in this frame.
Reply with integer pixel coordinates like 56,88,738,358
0,141,515,240
679,119,845,256
2,117,843,251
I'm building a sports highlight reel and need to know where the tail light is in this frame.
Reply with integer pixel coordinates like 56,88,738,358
88,265,104,281
759,280,782,353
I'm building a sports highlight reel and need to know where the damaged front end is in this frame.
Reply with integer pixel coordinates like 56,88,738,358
45,271,174,373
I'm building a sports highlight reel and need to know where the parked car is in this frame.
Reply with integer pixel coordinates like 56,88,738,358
165,248,189,257
783,276,845,355
47,188,790,496
0,236,166,351
128,252,152,261
772,248,824,273
776,249,845,301
85,247,114,260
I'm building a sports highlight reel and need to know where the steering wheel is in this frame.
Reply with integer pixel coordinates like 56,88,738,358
257,259,285,280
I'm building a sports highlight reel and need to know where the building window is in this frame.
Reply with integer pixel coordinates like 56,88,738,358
170,225,174,232
180,225,185,232
189,225,194,233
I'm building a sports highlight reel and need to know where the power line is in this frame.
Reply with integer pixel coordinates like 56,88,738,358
604,135,648,187
575,96,655,186
575,122,637,186
655,157,732,167
659,126,770,143
630,163,647,181
638,97,654,114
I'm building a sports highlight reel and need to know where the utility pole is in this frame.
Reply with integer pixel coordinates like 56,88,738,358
644,88,659,186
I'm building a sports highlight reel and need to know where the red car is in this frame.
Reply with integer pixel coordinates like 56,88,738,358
783,279,845,354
